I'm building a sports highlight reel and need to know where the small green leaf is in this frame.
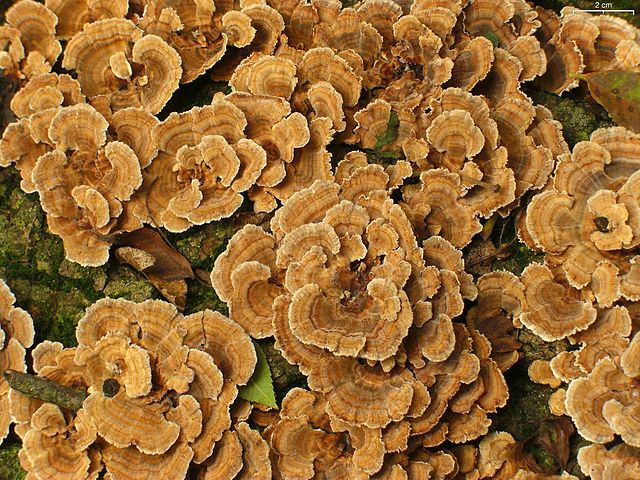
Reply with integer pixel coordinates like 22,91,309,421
238,342,277,409
374,110,400,151
484,32,499,48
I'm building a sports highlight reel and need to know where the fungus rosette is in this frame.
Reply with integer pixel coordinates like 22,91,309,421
0,0,61,78
11,298,258,480
212,162,510,475
577,443,640,479
62,18,182,114
525,127,640,306
138,0,230,84
0,280,35,445
0,73,85,193
144,96,269,232
29,103,153,267
526,299,640,464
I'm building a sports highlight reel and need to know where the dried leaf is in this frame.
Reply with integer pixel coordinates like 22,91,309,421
238,342,277,409
113,228,194,281
532,417,576,472
115,246,188,309
481,214,499,241
148,277,187,309
583,70,640,133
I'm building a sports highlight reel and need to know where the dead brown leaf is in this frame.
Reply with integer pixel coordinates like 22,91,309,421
112,228,193,281
531,417,576,473
583,70,640,133
115,246,188,309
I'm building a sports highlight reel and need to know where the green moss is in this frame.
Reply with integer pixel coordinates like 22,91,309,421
184,279,228,316
258,340,307,403
492,316,570,473
102,266,157,303
525,88,615,148
491,243,545,276
0,444,26,480
58,260,108,291
169,221,236,271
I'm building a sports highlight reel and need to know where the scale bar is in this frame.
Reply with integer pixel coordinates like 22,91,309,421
572,9,635,13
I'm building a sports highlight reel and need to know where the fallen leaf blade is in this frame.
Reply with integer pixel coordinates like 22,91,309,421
238,342,278,409
113,228,194,280
374,110,400,151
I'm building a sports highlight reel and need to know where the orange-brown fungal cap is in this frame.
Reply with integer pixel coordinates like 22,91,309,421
210,225,279,337
179,309,257,388
31,103,144,266
422,236,477,301
63,19,182,114
621,330,640,378
307,81,347,132
474,431,516,478
236,422,272,479
110,107,159,169
4,0,61,78
577,443,640,480
528,360,562,388
101,442,194,480
426,110,485,169
69,297,255,469
230,54,298,100
313,8,382,69
298,47,362,107
525,127,640,304
520,263,597,341
222,10,257,48
409,0,457,41
147,101,267,232
140,0,230,83
45,0,128,39
0,73,85,193
402,169,482,248
270,414,345,479
307,358,415,429
0,279,35,444
200,429,243,480
565,357,636,445
10,73,85,118
447,37,495,91
537,39,584,95
0,26,25,75
491,97,554,204
21,405,97,480
224,92,310,197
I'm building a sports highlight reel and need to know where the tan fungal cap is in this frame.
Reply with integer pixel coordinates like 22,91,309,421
520,263,597,341
0,279,35,444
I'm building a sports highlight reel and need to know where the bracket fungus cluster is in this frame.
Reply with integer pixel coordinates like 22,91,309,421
0,280,34,444
211,165,511,477
7,297,260,479
1,0,640,478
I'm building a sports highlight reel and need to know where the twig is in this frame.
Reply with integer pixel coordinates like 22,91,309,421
4,370,88,412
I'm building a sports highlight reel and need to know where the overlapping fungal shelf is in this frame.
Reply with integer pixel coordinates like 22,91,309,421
1,0,639,478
